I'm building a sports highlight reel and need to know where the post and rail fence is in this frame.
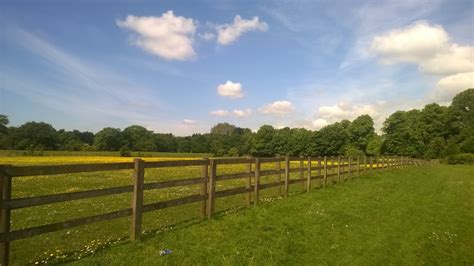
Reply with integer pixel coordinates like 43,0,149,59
0,156,430,265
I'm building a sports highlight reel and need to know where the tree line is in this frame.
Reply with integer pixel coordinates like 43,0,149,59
0,89,472,159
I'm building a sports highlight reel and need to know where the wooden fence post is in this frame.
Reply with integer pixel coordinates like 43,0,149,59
318,157,322,187
0,166,12,266
364,156,367,173
130,158,145,241
332,157,336,179
356,156,360,177
323,156,328,187
207,159,217,219
307,157,311,192
284,156,290,198
299,157,305,191
275,155,282,196
337,156,341,182
348,156,352,179
340,157,344,181
200,158,209,218
254,158,261,206
246,156,252,205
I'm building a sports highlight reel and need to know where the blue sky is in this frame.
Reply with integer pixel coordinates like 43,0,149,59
0,0,473,135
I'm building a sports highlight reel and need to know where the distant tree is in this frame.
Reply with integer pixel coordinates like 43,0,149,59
210,123,236,135
349,115,375,153
8,121,58,150
424,137,445,159
154,133,177,152
122,125,156,151
93,127,122,151
57,130,85,151
0,114,9,148
0,114,8,134
313,122,349,156
366,135,383,156
252,125,276,156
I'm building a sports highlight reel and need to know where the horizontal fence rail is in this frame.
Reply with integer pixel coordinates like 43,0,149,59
0,155,429,265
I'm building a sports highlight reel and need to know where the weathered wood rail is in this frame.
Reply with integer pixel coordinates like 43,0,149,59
0,155,427,265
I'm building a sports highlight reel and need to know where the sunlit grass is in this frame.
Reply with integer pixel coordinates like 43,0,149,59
73,165,474,265
1,154,326,264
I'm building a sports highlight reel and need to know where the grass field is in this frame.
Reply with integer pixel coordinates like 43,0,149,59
0,155,472,265
73,165,474,265
0,154,316,264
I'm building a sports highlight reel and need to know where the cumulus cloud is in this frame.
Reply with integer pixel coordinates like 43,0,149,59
312,101,388,130
312,118,328,129
232,108,252,117
216,15,268,45
371,20,474,103
371,20,473,75
371,21,449,65
117,11,196,61
419,45,474,75
217,80,244,98
210,108,252,118
259,100,294,116
431,72,474,102
182,119,197,125
210,110,230,117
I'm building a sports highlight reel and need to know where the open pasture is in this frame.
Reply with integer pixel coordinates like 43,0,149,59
1,154,337,264
75,165,474,265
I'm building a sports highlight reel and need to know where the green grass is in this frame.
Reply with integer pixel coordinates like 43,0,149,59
1,155,311,264
1,154,472,265
70,165,473,265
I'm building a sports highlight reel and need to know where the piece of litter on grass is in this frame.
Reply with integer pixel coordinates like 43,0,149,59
159,249,173,256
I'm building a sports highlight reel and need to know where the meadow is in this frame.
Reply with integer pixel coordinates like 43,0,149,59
1,153,321,264
0,153,472,265
74,165,474,265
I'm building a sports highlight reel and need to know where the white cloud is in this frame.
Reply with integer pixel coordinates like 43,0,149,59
200,32,216,41
371,20,474,75
210,108,252,118
182,119,197,125
371,21,449,64
259,100,294,116
318,102,378,122
312,118,328,129
117,11,196,61
431,72,474,102
419,44,474,75
233,108,252,117
371,20,474,103
210,109,230,117
217,80,244,98
216,15,268,45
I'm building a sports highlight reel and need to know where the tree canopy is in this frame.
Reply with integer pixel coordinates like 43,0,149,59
0,89,472,158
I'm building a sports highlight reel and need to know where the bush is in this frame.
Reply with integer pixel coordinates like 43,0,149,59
445,153,474,165
119,146,132,157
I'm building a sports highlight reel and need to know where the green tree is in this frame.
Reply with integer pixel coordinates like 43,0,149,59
122,125,156,151
9,121,58,150
349,115,375,153
366,135,383,156
210,123,236,135
93,127,122,151
313,122,349,156
252,125,276,156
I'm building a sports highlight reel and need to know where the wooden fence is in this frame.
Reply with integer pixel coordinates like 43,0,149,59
0,156,427,265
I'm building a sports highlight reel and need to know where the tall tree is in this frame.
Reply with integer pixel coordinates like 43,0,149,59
349,115,375,154
93,127,122,151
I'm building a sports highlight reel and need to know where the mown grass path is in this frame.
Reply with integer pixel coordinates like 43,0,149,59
69,165,474,265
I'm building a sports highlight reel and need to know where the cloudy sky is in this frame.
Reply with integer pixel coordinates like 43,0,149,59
0,0,473,135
